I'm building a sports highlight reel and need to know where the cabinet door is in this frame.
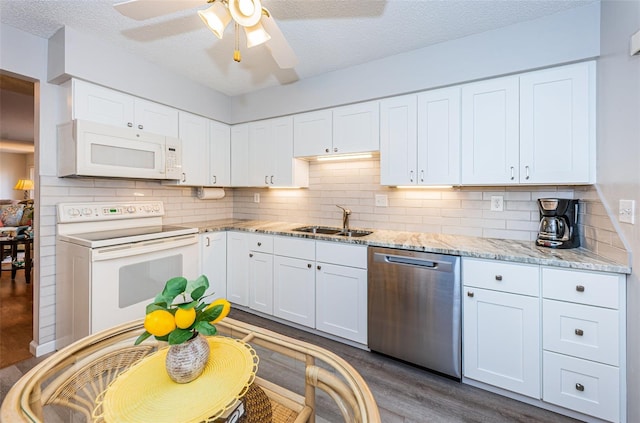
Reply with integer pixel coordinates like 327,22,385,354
248,251,273,314
463,287,540,398
379,94,418,186
293,109,332,157
461,76,519,185
248,120,273,186
177,112,209,186
417,87,461,185
270,116,295,186
200,232,227,299
73,79,135,128
273,256,315,327
332,101,380,154
209,120,231,186
519,62,593,184
226,232,249,306
230,124,250,187
316,263,367,344
133,98,179,137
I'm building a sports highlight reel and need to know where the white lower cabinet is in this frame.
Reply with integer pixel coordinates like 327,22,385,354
273,255,315,327
200,232,227,300
541,267,626,423
462,258,541,398
226,231,249,306
248,251,273,314
315,241,368,345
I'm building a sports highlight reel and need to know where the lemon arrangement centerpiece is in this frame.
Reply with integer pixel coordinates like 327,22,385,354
135,275,231,383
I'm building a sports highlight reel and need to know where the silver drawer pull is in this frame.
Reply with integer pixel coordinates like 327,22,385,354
495,275,503,281
467,291,474,298
575,329,584,336
575,383,585,392
576,285,585,292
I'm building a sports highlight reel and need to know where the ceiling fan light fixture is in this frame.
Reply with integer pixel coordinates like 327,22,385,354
198,2,231,39
228,0,262,27
244,21,271,48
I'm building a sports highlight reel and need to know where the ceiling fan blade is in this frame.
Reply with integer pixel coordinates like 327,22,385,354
261,12,298,69
114,0,204,21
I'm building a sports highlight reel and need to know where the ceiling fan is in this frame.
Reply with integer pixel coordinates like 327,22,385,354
114,0,298,69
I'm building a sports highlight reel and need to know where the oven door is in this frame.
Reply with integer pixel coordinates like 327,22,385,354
89,234,199,334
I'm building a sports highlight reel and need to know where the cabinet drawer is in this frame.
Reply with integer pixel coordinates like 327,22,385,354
543,351,619,423
274,236,315,261
543,299,619,366
249,234,273,253
462,258,539,296
542,268,621,309
316,241,367,268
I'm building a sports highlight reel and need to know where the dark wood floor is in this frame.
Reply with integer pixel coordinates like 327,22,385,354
0,280,582,422
0,264,34,369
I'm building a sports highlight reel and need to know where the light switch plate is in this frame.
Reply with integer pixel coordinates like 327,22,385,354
253,193,260,203
490,196,504,212
619,199,635,224
375,194,388,207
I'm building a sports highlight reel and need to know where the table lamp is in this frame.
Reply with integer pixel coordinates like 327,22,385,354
14,179,34,200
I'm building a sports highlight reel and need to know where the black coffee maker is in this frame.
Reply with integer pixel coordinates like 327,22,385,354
536,198,579,249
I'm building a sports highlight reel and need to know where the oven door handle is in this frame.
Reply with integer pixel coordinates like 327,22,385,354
91,234,198,261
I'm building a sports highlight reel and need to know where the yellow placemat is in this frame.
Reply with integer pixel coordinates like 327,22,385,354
94,336,258,423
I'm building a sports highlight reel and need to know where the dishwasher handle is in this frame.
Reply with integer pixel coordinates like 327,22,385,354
373,252,454,272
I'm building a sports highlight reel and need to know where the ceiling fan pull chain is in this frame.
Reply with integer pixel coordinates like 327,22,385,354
233,22,242,62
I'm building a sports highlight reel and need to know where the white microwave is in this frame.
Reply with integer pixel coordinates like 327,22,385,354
57,119,182,180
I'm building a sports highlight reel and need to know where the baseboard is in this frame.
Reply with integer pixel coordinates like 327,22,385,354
29,339,56,357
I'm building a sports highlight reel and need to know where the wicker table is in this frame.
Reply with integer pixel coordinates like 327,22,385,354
1,318,381,423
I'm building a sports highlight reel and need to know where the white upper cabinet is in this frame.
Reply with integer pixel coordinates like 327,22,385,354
293,101,380,158
231,124,250,187
461,61,595,185
461,76,520,185
71,79,178,137
293,109,332,157
380,94,418,186
172,111,209,186
208,120,231,186
380,88,460,186
519,62,594,184
247,117,309,187
332,101,380,155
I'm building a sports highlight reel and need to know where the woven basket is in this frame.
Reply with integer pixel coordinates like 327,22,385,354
165,334,210,383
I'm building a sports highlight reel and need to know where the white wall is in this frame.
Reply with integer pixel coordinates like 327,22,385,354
48,26,232,123
0,152,27,199
597,1,640,421
231,2,600,123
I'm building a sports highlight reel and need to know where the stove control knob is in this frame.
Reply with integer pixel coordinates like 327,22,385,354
82,208,92,216
126,206,136,214
68,208,80,217
153,204,161,212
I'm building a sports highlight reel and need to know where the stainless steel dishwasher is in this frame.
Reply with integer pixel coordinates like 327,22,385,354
368,247,461,379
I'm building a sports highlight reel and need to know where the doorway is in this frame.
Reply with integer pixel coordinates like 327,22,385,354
0,73,36,368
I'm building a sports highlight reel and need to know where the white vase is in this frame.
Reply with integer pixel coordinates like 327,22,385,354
165,334,210,383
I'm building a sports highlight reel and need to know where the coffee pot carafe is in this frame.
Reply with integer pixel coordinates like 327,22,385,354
536,198,579,249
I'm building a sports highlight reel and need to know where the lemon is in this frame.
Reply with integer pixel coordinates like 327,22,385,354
144,310,176,337
175,307,196,329
207,298,231,324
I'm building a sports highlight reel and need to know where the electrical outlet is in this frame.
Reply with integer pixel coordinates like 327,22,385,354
375,194,388,207
619,199,635,224
253,193,260,203
490,196,504,212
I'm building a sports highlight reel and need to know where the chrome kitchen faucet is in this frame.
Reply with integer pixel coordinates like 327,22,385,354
336,205,351,232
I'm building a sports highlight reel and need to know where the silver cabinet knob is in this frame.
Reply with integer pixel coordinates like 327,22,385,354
576,285,585,292
325,148,330,153
495,275,503,281
467,291,474,297
307,263,312,269
575,329,584,336
333,147,338,152
127,122,133,127
138,124,143,130
257,242,262,246
249,253,253,257
575,383,585,392
317,265,321,270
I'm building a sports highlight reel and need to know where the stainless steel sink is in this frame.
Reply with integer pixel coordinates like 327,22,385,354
292,226,372,237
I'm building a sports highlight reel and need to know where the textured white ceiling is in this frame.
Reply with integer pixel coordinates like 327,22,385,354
0,0,594,97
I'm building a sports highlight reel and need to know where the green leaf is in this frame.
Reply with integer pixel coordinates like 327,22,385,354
195,321,218,336
168,328,194,345
134,331,152,345
190,286,206,302
177,301,197,310
145,303,167,314
154,334,169,342
162,277,187,304
198,304,222,322
186,275,209,300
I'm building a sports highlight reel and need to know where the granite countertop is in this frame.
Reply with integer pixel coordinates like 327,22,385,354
189,219,631,274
